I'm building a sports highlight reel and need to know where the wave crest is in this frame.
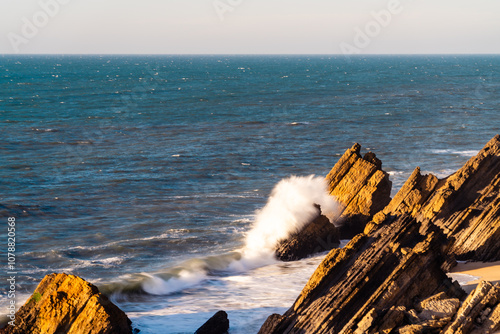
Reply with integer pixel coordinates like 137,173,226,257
108,175,340,296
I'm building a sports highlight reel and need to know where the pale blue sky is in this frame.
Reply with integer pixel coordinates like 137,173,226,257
1,0,499,54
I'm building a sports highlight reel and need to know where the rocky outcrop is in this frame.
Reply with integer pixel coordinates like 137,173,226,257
0,273,132,334
326,143,392,238
195,310,229,334
274,142,389,261
392,281,500,334
259,214,465,334
275,206,340,261
443,280,500,334
368,134,500,262
259,135,500,334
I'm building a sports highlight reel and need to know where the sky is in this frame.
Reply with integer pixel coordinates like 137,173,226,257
0,0,499,54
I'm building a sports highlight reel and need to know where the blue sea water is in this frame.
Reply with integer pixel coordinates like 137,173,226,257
0,55,499,333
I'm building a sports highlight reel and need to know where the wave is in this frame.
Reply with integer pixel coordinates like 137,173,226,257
142,271,207,295
31,127,58,132
288,121,310,126
165,192,261,200
102,252,243,296
20,255,127,277
431,168,457,179
241,175,340,260
104,175,340,297
430,149,478,157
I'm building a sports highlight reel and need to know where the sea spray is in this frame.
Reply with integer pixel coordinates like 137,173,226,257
242,175,340,257
138,175,340,295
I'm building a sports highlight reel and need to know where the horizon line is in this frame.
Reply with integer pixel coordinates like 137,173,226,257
1,53,500,56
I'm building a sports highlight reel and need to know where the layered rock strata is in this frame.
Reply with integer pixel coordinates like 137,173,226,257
0,273,132,334
326,143,392,238
260,135,500,334
368,134,500,262
388,281,500,334
259,214,465,334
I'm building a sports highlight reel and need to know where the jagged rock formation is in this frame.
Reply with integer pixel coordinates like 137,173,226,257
388,281,500,334
326,143,392,238
259,214,465,334
259,135,500,334
195,310,230,334
275,205,340,261
443,281,500,334
368,134,500,262
0,273,132,334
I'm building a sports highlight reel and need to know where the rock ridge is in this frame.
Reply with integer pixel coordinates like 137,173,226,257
370,134,500,262
326,143,392,238
259,135,500,334
259,214,465,334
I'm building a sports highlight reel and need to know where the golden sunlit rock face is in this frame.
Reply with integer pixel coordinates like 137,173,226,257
326,143,392,238
1,273,132,334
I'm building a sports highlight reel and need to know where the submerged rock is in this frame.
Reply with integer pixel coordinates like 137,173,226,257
326,143,392,238
195,310,229,334
0,273,132,334
275,206,340,261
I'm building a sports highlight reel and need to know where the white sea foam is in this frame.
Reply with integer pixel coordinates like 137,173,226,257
447,273,480,286
124,253,326,334
387,171,406,176
238,175,340,267
137,175,340,295
430,149,478,157
142,270,208,295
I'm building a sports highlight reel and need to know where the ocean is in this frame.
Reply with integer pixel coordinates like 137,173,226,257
0,54,499,333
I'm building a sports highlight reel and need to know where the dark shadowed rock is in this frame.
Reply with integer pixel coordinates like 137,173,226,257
443,281,500,334
326,143,392,238
195,310,229,334
257,314,283,334
0,273,132,334
275,206,340,261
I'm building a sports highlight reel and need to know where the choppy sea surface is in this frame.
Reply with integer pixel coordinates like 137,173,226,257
0,55,499,333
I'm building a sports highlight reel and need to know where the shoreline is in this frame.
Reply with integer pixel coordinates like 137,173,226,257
449,261,500,293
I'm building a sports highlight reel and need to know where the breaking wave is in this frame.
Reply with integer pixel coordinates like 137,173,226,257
105,175,340,296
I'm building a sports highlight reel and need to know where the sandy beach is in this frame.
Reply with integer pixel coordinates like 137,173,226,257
449,261,500,293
